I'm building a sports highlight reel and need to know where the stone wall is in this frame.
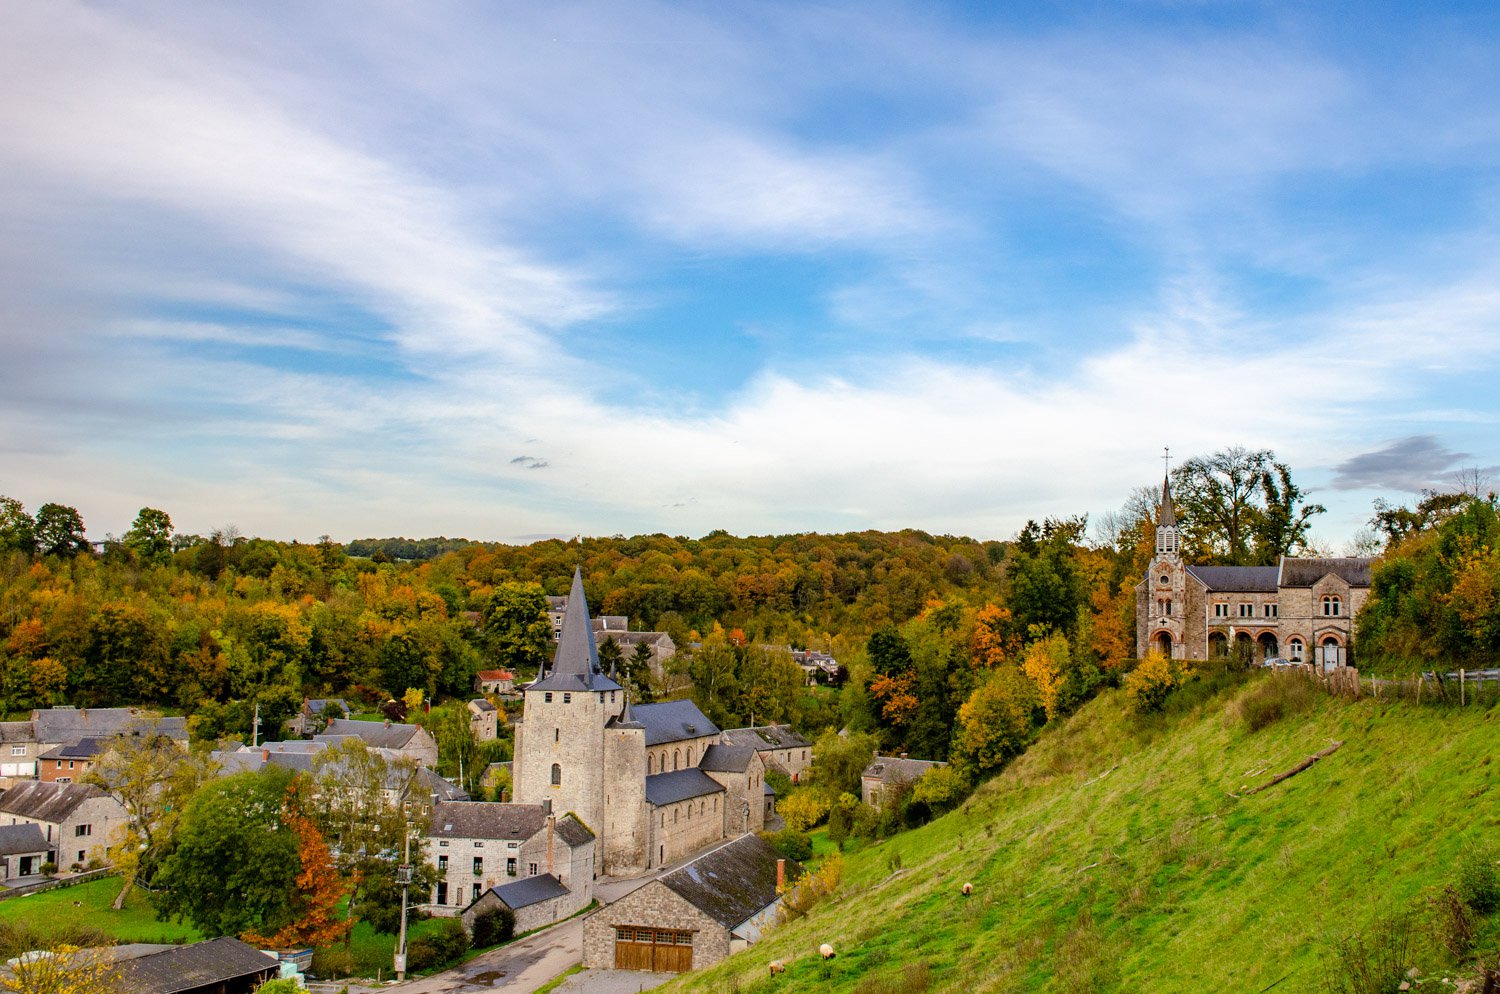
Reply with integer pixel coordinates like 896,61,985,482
601,726,648,876
582,882,728,971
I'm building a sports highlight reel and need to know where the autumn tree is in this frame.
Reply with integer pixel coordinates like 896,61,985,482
0,497,35,556
123,507,174,566
952,666,1038,777
0,945,119,993
243,801,352,949
33,503,90,558
1171,447,1323,565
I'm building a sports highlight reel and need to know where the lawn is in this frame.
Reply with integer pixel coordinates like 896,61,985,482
0,877,200,945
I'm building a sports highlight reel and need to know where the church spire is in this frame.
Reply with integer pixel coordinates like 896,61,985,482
1155,469,1180,560
1159,473,1177,529
529,567,621,692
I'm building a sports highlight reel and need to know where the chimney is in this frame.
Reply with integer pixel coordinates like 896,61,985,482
261,748,269,762
546,813,556,876
776,859,786,890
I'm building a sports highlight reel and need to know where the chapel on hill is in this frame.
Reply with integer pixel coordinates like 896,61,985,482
513,570,769,877
1134,474,1375,669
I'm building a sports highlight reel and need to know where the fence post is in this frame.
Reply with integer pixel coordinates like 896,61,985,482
1461,668,1466,706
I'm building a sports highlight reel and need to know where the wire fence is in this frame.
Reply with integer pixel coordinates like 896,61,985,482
1269,661,1500,707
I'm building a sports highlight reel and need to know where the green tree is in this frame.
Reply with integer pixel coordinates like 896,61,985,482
597,635,623,676
482,582,552,674
1252,463,1325,563
155,768,302,937
0,497,35,555
626,640,656,703
33,503,90,558
808,729,877,796
123,507,174,566
952,666,1038,777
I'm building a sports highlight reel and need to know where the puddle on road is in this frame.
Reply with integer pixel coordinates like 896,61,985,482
467,971,507,983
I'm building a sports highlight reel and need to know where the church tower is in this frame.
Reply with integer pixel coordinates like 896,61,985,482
1138,472,1186,659
513,569,625,848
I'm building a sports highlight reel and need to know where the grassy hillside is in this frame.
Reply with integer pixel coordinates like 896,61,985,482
671,672,1500,993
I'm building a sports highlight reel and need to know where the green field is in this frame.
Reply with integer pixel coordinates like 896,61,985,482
0,878,200,945
670,672,1500,993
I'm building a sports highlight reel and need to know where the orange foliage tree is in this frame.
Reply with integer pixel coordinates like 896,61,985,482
243,795,352,950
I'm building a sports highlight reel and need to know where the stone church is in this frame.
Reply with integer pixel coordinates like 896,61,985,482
514,570,768,877
1134,475,1374,669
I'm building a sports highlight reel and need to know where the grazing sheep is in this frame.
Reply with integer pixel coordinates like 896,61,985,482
961,882,973,896
769,960,786,976
820,943,836,960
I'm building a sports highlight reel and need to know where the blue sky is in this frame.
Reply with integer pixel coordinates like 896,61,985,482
4,1,1500,548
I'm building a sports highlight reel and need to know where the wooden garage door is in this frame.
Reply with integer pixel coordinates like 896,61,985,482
614,927,694,972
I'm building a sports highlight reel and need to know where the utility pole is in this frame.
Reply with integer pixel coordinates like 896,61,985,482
395,827,412,980
252,701,261,748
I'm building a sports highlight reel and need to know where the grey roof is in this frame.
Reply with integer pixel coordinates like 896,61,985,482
416,766,470,803
1278,556,1374,588
720,725,811,752
632,699,719,746
319,718,424,750
862,755,946,784
468,698,498,712
1185,565,1280,593
0,781,106,823
763,781,776,796
487,872,569,910
645,769,725,806
0,722,34,744
530,569,622,693
658,834,800,930
1159,474,1177,528
112,937,278,994
429,801,548,841
554,813,595,847
32,707,187,747
38,737,104,761
0,823,48,856
602,630,670,645
305,698,349,714
698,745,757,773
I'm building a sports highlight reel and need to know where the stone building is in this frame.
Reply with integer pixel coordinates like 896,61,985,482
468,699,499,742
423,801,594,915
513,569,765,878
719,725,812,783
1134,475,1373,667
861,755,946,809
582,833,798,973
0,781,126,869
318,718,439,768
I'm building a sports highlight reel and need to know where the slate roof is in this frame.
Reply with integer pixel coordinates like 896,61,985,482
32,707,187,747
632,699,718,746
416,766,469,803
468,698,498,712
1185,565,1280,593
429,801,548,841
530,569,623,694
38,737,104,761
1159,475,1177,528
555,813,595,847
720,725,811,751
112,936,278,994
0,722,33,744
645,769,725,806
0,781,106,823
304,698,349,715
698,745,758,773
1278,556,1374,588
659,834,800,930
0,823,48,856
488,873,569,910
862,756,945,784
319,718,424,750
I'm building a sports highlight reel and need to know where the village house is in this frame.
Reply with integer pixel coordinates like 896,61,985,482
582,833,798,974
474,669,516,695
1135,475,1374,668
0,723,38,780
317,718,439,768
468,699,499,742
719,725,813,783
286,698,350,736
459,816,596,934
422,800,594,918
37,738,104,783
861,755,946,809
210,740,468,805
0,780,126,870
32,706,188,756
0,823,49,878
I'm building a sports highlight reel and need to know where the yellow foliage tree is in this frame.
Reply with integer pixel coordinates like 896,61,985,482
1123,652,1181,714
1021,633,1070,722
0,946,118,993
777,851,842,922
777,790,832,833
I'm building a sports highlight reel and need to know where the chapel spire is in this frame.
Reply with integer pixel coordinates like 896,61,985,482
529,567,621,692
1155,470,1180,560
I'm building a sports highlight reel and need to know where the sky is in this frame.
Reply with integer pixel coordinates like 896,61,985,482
4,1,1500,549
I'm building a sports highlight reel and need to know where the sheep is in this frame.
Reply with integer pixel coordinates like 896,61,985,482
768,960,786,976
819,943,836,960
961,882,973,897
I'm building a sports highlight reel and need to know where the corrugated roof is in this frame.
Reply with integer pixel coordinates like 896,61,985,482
720,725,811,751
487,873,569,910
530,569,623,694
1185,565,1280,592
698,745,757,773
0,781,107,823
645,769,725,806
112,937,278,994
554,814,595,847
1278,556,1374,588
428,801,548,841
632,699,718,746
0,823,48,856
659,834,800,930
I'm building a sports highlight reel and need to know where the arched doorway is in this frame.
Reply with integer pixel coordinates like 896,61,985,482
1208,632,1227,658
1234,631,1254,666
1318,635,1344,671
1155,632,1172,657
1258,632,1278,663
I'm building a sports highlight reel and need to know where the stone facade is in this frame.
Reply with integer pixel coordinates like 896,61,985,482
424,802,594,917
719,726,812,783
0,782,125,869
1134,477,1373,667
583,880,728,971
467,700,499,742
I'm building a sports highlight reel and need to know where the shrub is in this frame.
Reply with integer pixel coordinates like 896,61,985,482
38,862,57,878
0,919,113,960
1456,842,1500,913
1429,884,1475,959
777,852,843,922
779,789,832,833
407,918,470,972
1322,913,1413,994
471,906,515,948
1123,653,1180,715
1232,672,1317,732
310,948,357,978
911,765,968,814
764,827,813,862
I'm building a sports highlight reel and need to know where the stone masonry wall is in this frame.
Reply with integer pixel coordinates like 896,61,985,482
582,882,728,970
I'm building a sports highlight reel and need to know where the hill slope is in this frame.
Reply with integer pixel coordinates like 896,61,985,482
669,674,1500,993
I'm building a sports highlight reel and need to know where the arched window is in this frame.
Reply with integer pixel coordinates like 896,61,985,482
647,754,654,774
1321,595,1342,617
550,763,561,786
687,747,694,765
673,749,680,771
1288,637,1304,661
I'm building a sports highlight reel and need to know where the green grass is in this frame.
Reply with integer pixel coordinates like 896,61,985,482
0,877,200,945
669,672,1500,993
535,964,583,993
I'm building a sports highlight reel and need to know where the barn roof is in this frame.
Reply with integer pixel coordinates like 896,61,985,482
111,937,278,994
0,781,106,823
659,834,799,930
488,873,570,910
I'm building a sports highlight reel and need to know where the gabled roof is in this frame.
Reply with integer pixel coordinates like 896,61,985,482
415,766,470,803
304,698,349,714
698,745,758,773
1184,565,1279,593
319,718,426,750
0,823,48,856
112,937,278,994
658,834,800,930
0,721,34,744
645,769,725,806
476,669,515,681
720,725,811,751
554,814,595,848
32,707,187,747
632,699,718,746
0,781,108,823
1278,556,1374,588
38,737,105,761
428,801,548,841
468,699,498,712
486,872,569,910
530,569,622,694
862,755,945,784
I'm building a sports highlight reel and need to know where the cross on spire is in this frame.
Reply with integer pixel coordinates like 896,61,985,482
1162,445,1171,478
